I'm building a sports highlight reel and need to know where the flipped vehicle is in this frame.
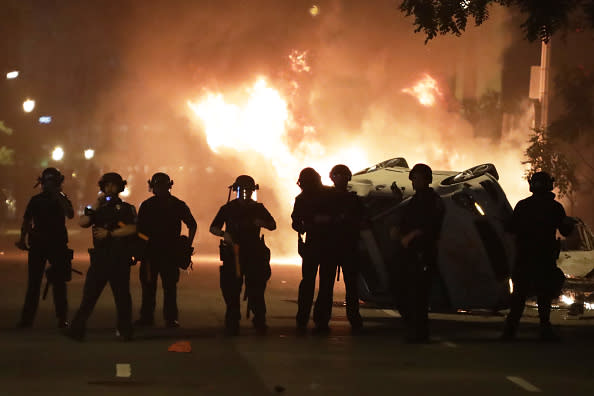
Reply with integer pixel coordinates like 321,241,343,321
350,158,515,311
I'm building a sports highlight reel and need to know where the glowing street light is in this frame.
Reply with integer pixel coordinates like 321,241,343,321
23,99,35,113
6,71,19,79
51,146,64,161
84,149,95,160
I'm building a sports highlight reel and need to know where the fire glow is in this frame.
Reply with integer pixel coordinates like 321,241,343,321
187,78,370,202
187,71,530,257
402,74,443,107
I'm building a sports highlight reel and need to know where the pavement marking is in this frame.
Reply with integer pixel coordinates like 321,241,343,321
433,337,458,348
116,363,131,378
506,376,541,392
382,309,399,317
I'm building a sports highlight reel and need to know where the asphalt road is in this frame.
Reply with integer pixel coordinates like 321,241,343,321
0,249,592,395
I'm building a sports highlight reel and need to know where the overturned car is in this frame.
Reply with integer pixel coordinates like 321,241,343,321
350,158,515,311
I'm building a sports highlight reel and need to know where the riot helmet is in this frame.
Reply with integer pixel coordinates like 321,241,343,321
230,175,258,201
529,171,554,193
297,167,322,191
148,172,173,192
330,164,352,181
98,172,127,193
409,163,433,184
36,167,64,190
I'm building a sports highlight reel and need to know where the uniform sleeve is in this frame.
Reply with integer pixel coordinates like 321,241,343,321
179,201,197,229
121,204,137,225
430,195,446,239
136,202,149,235
291,196,304,233
210,205,227,230
257,203,275,225
556,202,573,237
23,197,35,221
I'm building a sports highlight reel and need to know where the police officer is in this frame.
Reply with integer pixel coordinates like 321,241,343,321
320,164,364,333
68,173,137,341
291,167,332,332
209,175,276,335
16,168,74,328
502,171,575,341
135,172,197,328
393,163,444,343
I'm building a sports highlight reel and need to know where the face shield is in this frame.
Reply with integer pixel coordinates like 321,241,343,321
235,186,257,201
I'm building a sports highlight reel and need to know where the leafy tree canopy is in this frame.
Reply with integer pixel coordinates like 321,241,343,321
523,127,578,197
549,66,594,141
0,121,13,136
399,0,594,42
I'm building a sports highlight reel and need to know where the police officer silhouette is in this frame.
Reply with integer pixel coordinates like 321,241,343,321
291,167,332,332
210,175,276,335
16,168,74,328
392,163,445,343
135,172,197,328
502,171,575,341
68,172,137,341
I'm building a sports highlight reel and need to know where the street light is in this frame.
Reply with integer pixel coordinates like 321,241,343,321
6,71,19,79
84,149,95,160
23,99,35,113
51,146,64,161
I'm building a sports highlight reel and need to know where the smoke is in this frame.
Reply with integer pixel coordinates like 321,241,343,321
83,0,533,257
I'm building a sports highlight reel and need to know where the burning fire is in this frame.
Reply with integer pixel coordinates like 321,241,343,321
187,67,530,258
402,74,443,107
187,77,369,204
289,50,311,73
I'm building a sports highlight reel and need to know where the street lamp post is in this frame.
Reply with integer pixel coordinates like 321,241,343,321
51,146,64,161
539,40,551,129
22,99,35,113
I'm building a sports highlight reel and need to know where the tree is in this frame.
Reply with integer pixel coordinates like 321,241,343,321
399,0,594,42
548,65,594,142
460,90,503,138
0,120,14,166
523,127,578,198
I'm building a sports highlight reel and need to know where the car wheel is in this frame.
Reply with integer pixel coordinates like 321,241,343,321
440,163,499,185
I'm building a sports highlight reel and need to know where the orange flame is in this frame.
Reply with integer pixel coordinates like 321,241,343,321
402,74,443,107
187,77,369,204
289,50,311,73
187,73,532,259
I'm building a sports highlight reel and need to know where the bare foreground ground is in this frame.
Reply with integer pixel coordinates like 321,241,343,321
0,247,592,396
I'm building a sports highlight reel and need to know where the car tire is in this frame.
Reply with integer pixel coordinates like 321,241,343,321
440,163,499,185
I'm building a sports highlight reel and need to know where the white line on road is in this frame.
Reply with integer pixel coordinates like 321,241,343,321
116,363,131,378
506,376,541,392
433,337,458,348
382,309,400,317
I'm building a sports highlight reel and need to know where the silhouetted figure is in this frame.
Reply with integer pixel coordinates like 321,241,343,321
291,167,332,332
68,173,137,341
393,163,444,343
135,173,197,328
16,168,74,329
320,164,365,333
210,175,276,336
502,171,575,342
